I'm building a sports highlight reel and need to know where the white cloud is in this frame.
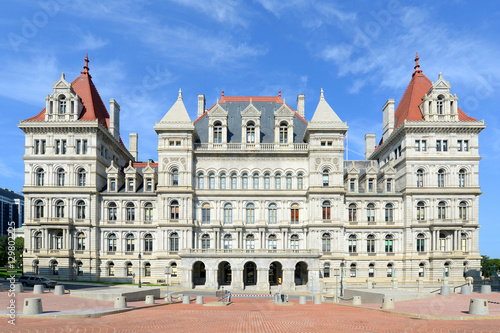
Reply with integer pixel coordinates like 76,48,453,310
170,0,248,27
75,30,109,51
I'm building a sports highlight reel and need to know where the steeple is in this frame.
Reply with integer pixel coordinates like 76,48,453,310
157,89,193,125
412,52,422,77
81,53,91,77
310,89,342,123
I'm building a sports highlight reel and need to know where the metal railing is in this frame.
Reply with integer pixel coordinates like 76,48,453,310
194,143,308,151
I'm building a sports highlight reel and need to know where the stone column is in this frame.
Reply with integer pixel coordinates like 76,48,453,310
206,268,218,289
257,268,269,292
181,267,192,289
282,268,294,292
231,268,244,291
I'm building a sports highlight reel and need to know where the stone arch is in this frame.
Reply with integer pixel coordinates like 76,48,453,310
243,261,257,287
294,261,308,286
193,261,206,286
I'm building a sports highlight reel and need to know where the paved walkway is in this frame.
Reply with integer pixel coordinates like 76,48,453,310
3,298,500,332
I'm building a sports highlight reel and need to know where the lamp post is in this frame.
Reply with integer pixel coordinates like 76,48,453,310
334,269,340,302
138,253,142,288
340,259,345,296
165,266,172,299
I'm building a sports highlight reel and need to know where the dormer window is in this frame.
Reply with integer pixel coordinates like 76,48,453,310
58,95,67,114
437,95,444,114
127,179,134,192
146,178,153,191
110,178,116,191
246,122,255,143
279,122,288,144
213,122,223,143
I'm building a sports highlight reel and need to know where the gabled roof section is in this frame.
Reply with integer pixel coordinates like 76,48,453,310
159,89,192,123
310,89,343,123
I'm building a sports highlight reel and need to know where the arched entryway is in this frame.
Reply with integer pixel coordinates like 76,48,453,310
193,261,206,286
295,261,308,285
244,261,257,286
269,261,282,285
218,261,232,286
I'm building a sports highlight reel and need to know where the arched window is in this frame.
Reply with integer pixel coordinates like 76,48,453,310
144,263,151,277
171,263,178,277
201,203,210,224
57,168,65,186
58,95,66,114
54,231,63,249
126,202,135,221
350,263,357,277
144,202,153,222
34,231,42,249
459,201,467,220
348,203,357,222
246,122,255,143
198,173,204,189
366,203,375,222
437,95,444,114
416,169,424,187
220,173,226,189
268,234,277,250
385,234,394,253
209,173,215,189
253,173,259,189
275,173,281,189
213,121,223,143
36,168,45,186
387,263,393,277
231,173,237,189
126,263,133,276
438,201,446,219
290,203,299,224
324,262,331,278
76,232,86,251
169,232,179,252
246,203,255,224
51,260,59,275
144,233,153,252
419,262,425,277
279,122,288,144
322,169,329,187
172,169,179,186
416,201,425,220
201,234,210,250
461,232,467,251
242,173,248,189
369,263,375,277
108,202,117,221
385,203,393,222
458,169,466,187
297,173,303,189
286,173,292,189
322,233,331,252
367,234,375,253
439,232,447,251
224,203,233,224
268,203,277,224
107,233,117,252
444,262,450,277
55,200,65,218
264,173,270,189
290,234,299,250
245,234,255,250
78,168,86,186
322,201,331,221
170,200,179,220
76,200,86,219
108,262,115,276
416,233,425,252
223,234,232,250
348,234,357,253
126,234,135,252
437,169,445,187
35,200,44,218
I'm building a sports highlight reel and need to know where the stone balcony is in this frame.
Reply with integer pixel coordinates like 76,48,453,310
179,248,320,258
194,143,308,152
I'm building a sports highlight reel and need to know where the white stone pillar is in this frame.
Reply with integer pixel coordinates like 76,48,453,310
257,268,269,291
181,268,192,289
232,268,244,290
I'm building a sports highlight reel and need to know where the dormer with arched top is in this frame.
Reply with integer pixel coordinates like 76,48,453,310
208,103,228,144
241,100,261,144
44,73,83,121
274,102,295,144
420,73,459,122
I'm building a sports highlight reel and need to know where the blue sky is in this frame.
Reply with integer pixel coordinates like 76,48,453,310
1,1,499,257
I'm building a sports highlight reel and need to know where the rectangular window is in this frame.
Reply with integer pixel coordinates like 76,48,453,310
457,140,462,152
386,179,392,192
61,140,66,154
35,139,40,154
350,180,355,192
76,140,81,154
291,208,299,224
421,140,426,151
202,208,210,224
385,240,393,253
83,140,87,154
128,179,134,192
367,240,375,253
110,179,116,191
436,140,441,152
368,179,374,192
443,140,448,151
417,239,425,252
264,176,270,189
56,140,61,154
415,140,420,151
231,175,237,189
146,179,153,192
464,140,469,151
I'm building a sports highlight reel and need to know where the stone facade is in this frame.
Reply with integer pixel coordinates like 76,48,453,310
19,55,485,292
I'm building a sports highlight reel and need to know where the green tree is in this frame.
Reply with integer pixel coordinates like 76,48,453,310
0,235,8,267
15,237,24,269
481,255,500,278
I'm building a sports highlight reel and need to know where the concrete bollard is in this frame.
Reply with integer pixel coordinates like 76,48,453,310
33,284,44,294
114,296,127,308
165,295,172,303
314,296,322,304
14,283,24,293
23,298,43,315
196,296,204,304
54,285,65,295
352,296,362,306
299,296,307,304
460,285,471,295
182,295,191,304
469,298,489,315
145,295,155,305
440,286,451,296
381,296,394,309
480,285,492,294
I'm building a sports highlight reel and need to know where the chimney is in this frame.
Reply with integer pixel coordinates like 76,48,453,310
365,133,376,159
129,133,138,161
198,94,206,118
382,99,395,141
109,98,120,141
297,94,305,118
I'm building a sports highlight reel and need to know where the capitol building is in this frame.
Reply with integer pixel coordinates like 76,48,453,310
19,54,485,292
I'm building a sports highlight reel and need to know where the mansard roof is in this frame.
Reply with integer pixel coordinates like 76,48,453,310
394,53,476,129
194,92,308,143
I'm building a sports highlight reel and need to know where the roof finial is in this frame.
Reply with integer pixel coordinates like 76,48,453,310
278,90,281,98
81,53,90,75
221,90,224,97
320,88,324,100
413,52,422,77
178,88,182,101
249,97,253,104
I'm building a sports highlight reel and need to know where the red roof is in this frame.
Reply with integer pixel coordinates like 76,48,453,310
131,162,159,168
394,54,476,129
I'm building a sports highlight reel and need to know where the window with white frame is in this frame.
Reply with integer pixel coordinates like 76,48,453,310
297,173,303,189
290,234,299,250
198,173,204,189
416,201,425,220
76,232,86,251
246,203,255,224
78,168,86,186
264,173,270,189
348,234,357,253
209,173,215,189
366,203,375,222
77,200,86,219
220,173,226,189
36,168,45,186
286,173,292,189
34,231,42,249
458,169,466,187
242,173,248,189
107,234,117,251
322,233,331,252
322,201,331,221
58,95,66,114
57,168,65,186
246,122,255,143
369,263,375,277
231,173,237,189
416,169,424,187
169,233,179,252
108,202,117,221
223,234,233,250
144,234,153,252
201,234,210,251
268,234,277,251
245,234,255,250
213,122,223,143
416,233,425,252
144,202,153,222
253,173,259,189
385,234,394,253
279,122,288,144
55,200,65,218
438,201,446,219
126,234,135,252
290,204,299,224
348,204,357,222
461,233,467,251
268,203,277,224
275,173,281,189
350,263,357,277
367,234,375,253
322,169,329,187
126,202,135,221
459,201,467,220
385,203,393,222
437,169,445,187
387,263,393,277
172,169,179,186
201,203,210,224
224,203,233,224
